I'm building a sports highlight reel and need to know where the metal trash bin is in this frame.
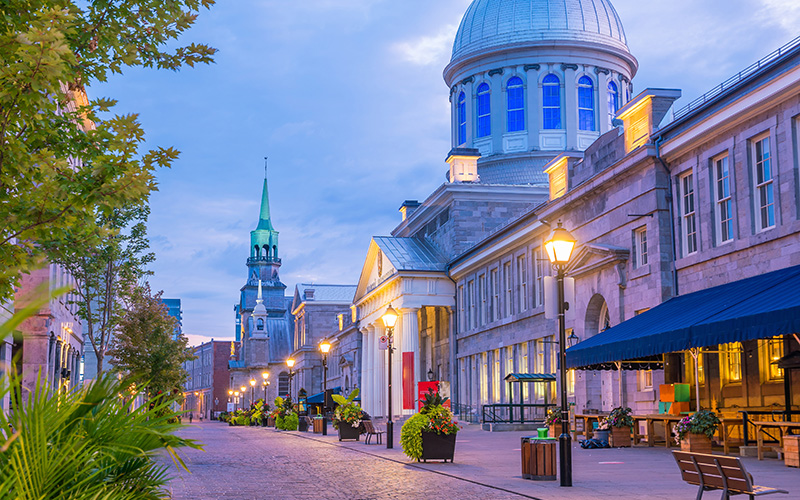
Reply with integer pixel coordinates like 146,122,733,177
521,437,557,481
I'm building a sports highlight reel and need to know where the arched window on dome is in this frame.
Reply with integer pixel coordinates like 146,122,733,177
578,76,595,131
542,74,561,130
457,92,466,145
607,81,619,128
256,318,264,331
506,77,525,132
476,83,491,138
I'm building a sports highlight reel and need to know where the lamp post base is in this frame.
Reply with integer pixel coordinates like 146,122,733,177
387,420,394,449
322,416,327,436
559,432,572,487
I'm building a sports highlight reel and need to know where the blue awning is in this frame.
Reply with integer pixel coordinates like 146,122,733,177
306,387,360,404
566,265,800,369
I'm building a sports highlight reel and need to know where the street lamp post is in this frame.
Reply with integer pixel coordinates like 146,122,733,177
381,304,399,449
262,371,269,402
286,358,296,401
250,379,256,407
240,386,247,410
319,339,332,436
544,221,577,488
234,391,240,411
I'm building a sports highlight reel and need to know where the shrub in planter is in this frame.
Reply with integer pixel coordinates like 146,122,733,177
674,410,720,453
606,407,633,447
400,388,459,462
331,389,362,432
281,413,299,431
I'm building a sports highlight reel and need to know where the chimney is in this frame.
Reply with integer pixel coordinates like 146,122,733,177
446,148,481,183
399,200,421,221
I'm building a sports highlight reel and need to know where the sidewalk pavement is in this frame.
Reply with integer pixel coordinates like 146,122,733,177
288,421,799,500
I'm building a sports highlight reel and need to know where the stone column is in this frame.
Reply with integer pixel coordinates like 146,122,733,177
596,68,610,134
373,324,386,419
464,78,475,149
400,308,419,415
490,70,504,154
562,64,578,150
525,65,541,151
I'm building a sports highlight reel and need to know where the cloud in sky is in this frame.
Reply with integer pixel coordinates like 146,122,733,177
91,0,796,347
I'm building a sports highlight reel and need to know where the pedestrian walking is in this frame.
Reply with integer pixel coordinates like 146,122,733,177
189,413,193,424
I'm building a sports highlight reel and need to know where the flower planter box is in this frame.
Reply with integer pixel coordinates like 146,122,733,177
549,424,559,438
610,427,632,447
338,424,360,441
267,417,275,428
680,432,712,454
784,435,799,468
420,431,456,463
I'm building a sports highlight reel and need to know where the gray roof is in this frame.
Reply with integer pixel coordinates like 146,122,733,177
478,157,549,185
296,284,356,303
452,0,630,63
374,237,449,272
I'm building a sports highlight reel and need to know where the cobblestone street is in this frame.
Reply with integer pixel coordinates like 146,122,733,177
164,422,536,500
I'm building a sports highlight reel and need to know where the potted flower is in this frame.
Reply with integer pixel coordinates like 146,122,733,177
332,389,362,441
273,396,299,431
400,388,460,463
674,410,720,453
606,407,634,447
545,408,560,438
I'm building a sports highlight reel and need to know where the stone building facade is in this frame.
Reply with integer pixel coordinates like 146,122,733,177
182,340,234,419
289,284,356,401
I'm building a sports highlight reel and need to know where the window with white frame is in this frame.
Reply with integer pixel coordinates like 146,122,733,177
490,268,499,322
458,285,465,332
752,134,775,231
534,338,545,399
679,172,698,255
637,370,653,391
520,342,529,400
505,346,514,400
533,247,545,307
714,154,734,244
503,261,513,317
478,274,486,327
467,279,475,330
516,254,527,313
633,226,648,268
492,349,501,403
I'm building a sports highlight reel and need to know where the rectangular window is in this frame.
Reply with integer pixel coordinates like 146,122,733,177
505,346,514,401
720,342,743,384
752,134,775,231
503,261,513,317
479,353,488,405
567,369,575,397
533,247,546,307
679,172,698,255
762,336,784,382
478,274,486,326
458,285,465,332
534,338,545,399
637,370,653,391
714,155,734,244
490,269,499,322
520,343,529,401
633,226,648,268
467,280,475,330
517,254,528,313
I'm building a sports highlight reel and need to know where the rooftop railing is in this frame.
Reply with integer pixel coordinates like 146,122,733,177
672,35,800,121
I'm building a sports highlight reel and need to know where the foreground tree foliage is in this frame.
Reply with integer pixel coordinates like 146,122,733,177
111,284,194,399
0,0,216,301
0,373,201,499
45,203,155,377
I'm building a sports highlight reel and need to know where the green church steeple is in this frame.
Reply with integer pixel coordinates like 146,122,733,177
250,164,279,260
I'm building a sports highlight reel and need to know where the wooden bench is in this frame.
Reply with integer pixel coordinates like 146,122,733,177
673,451,789,500
363,420,385,445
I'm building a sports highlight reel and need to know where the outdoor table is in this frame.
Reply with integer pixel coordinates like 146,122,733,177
634,414,683,447
719,418,744,456
751,420,800,460
573,413,608,440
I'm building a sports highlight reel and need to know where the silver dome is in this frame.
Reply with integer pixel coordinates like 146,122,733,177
452,0,630,63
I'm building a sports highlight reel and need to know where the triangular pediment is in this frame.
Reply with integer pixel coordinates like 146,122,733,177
568,243,629,278
354,238,399,302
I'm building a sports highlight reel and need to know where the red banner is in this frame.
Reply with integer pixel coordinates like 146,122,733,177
402,352,415,410
417,381,439,411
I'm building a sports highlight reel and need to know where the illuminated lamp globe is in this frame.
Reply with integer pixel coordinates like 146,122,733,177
250,379,256,387
381,304,399,329
319,339,332,354
544,222,577,265
286,358,295,368
262,371,269,380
